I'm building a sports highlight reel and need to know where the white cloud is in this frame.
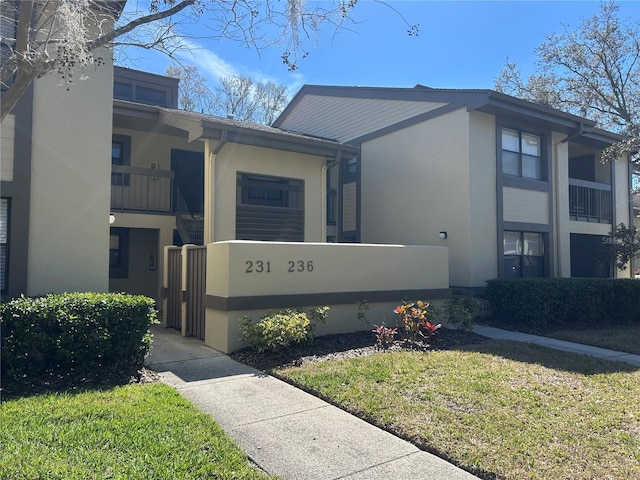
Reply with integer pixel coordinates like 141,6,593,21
175,37,307,98
175,38,238,80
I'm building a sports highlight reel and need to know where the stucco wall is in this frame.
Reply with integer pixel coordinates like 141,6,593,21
614,156,632,278
207,143,326,242
359,107,475,288
205,240,449,352
112,126,204,170
27,43,113,294
552,133,571,277
467,111,498,286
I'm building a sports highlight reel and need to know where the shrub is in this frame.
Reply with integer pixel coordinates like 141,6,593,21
434,296,480,331
372,324,397,349
1,293,157,380
486,278,640,332
393,301,441,344
240,307,328,353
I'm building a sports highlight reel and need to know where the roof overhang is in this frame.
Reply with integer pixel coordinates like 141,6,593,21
158,109,359,160
112,100,358,161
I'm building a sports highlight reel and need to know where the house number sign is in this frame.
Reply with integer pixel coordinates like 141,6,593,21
245,260,314,273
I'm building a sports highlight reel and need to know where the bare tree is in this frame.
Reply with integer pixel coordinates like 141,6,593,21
215,74,288,124
167,64,289,124
215,74,256,121
166,64,215,113
495,1,639,139
253,80,288,125
1,0,394,122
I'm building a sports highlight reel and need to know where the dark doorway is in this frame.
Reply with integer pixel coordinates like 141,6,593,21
171,149,204,215
570,233,611,278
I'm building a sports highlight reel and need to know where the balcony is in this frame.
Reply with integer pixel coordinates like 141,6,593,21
110,165,174,214
569,178,612,223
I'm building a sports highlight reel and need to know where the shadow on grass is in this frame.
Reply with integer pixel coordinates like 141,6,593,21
0,363,157,401
454,338,639,375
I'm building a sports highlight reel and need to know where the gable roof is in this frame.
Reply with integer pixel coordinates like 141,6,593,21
273,84,624,148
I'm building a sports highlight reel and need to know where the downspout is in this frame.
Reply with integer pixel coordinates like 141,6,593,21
560,123,584,144
323,151,342,242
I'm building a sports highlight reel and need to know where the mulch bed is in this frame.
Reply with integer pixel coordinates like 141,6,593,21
229,328,489,372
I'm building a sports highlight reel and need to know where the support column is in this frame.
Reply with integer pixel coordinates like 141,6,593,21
203,141,216,244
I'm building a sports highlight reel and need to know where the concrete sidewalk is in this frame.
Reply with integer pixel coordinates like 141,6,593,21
146,327,480,480
472,325,640,367
146,325,639,480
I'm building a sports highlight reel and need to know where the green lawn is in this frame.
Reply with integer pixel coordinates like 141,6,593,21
548,325,640,355
0,383,275,480
277,339,640,480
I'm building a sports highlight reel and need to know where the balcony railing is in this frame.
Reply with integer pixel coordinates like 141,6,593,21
569,178,612,223
111,165,174,214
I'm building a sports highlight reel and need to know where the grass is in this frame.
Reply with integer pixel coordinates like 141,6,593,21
276,339,640,480
547,325,640,355
0,383,275,480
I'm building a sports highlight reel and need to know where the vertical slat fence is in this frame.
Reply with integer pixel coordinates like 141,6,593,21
185,245,207,339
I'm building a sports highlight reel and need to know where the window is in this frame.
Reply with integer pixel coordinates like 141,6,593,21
109,228,129,278
136,86,167,106
238,174,302,209
112,68,177,107
503,231,545,278
111,135,131,186
0,198,8,293
113,82,133,101
346,157,358,174
502,128,544,180
236,173,304,241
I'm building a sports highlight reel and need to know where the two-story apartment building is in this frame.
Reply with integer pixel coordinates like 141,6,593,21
1,62,358,309
2,0,636,306
274,85,637,290
108,67,358,308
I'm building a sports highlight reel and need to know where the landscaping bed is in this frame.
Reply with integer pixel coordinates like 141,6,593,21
230,327,489,371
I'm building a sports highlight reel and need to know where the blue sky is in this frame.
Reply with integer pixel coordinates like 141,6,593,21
118,1,639,96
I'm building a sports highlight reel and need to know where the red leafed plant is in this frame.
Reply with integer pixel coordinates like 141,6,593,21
420,319,442,342
393,300,441,345
372,324,397,349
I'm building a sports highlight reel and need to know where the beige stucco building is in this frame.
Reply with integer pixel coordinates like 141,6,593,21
107,67,358,311
1,2,116,296
1,6,637,315
274,85,638,291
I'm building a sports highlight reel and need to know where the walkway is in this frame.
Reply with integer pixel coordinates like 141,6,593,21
146,325,639,480
472,325,640,367
146,327,480,480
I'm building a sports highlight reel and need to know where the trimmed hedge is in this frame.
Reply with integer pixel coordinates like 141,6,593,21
1,293,157,380
486,278,640,332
